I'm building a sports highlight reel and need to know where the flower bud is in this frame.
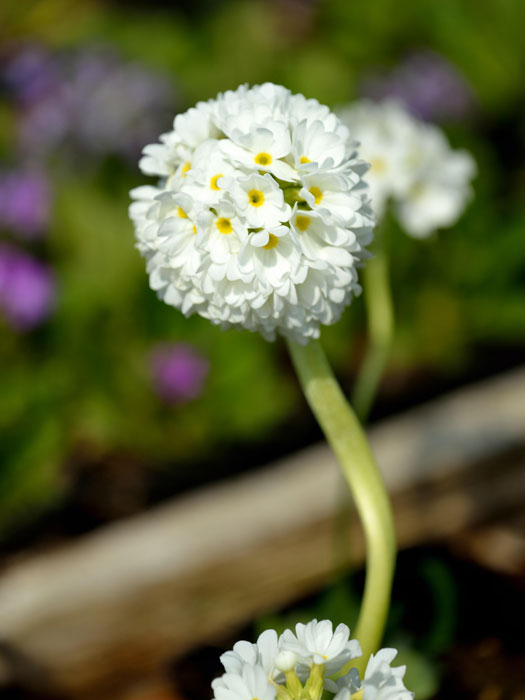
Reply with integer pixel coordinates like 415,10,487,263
275,650,297,672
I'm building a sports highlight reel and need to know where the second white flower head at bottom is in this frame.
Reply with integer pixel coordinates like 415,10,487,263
212,620,413,700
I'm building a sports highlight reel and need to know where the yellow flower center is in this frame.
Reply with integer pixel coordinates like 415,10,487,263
216,217,233,234
370,157,386,174
177,207,188,219
300,156,311,164
181,162,191,176
192,224,197,234
263,234,279,250
248,189,265,207
210,173,223,190
254,152,272,166
295,214,311,231
309,186,323,204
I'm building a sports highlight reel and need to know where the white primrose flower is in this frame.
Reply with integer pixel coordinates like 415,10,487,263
130,83,374,344
220,629,280,679
230,172,292,229
211,621,412,700
129,184,162,231
139,101,220,178
361,649,413,700
212,664,277,700
182,139,243,206
291,119,349,172
299,173,364,228
220,119,298,182
334,649,414,700
280,619,361,675
337,99,476,238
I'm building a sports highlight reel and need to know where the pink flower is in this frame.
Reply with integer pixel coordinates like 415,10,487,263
0,244,55,329
0,170,51,238
150,343,209,404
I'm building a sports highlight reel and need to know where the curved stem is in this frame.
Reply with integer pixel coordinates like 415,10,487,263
286,338,396,675
351,250,395,422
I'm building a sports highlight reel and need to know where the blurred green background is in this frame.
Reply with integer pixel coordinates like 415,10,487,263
1,0,524,540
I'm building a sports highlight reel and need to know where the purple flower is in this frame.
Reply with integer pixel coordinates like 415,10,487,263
0,170,51,238
360,50,475,122
1,45,61,107
150,343,209,404
3,44,176,162
0,244,56,330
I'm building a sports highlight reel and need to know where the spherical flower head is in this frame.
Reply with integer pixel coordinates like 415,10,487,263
337,98,476,238
130,83,374,344
212,621,412,700
149,342,209,403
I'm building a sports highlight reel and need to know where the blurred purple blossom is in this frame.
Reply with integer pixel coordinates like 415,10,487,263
150,343,209,404
360,50,475,122
1,46,61,107
0,169,51,238
2,44,176,162
0,244,55,330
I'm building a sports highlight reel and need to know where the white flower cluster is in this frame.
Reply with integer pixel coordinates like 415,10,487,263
338,99,476,238
130,83,374,344
212,620,413,700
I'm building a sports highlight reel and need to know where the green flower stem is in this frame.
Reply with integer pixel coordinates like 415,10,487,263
351,249,394,422
286,338,396,675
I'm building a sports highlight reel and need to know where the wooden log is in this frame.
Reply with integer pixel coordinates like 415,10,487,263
0,368,524,698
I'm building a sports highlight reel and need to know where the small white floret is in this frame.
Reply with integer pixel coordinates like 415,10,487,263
274,650,297,672
280,619,362,675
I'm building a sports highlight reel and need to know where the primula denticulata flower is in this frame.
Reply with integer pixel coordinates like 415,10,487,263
337,99,476,238
130,83,374,344
212,620,413,700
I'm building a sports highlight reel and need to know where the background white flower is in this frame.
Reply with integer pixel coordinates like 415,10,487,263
130,83,374,344
337,99,476,238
